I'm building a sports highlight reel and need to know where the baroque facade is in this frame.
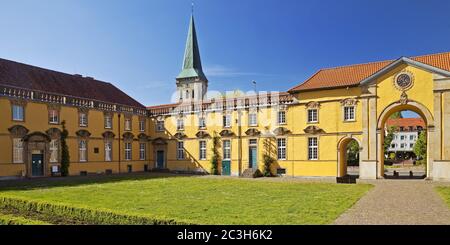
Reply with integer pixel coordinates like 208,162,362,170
1,15,450,181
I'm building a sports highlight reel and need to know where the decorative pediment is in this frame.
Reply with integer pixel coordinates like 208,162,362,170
23,132,51,142
152,137,167,145
245,128,261,137
77,107,90,113
47,104,61,111
196,131,210,139
122,132,134,140
273,127,291,136
174,132,187,139
46,128,62,139
306,101,320,109
138,133,149,141
303,125,325,134
102,131,115,139
340,98,358,106
8,125,29,137
219,130,235,137
9,99,27,107
76,130,91,138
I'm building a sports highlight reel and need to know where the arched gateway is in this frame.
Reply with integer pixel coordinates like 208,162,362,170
355,57,450,180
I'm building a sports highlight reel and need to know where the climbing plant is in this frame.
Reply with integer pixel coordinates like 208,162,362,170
210,131,220,175
60,120,70,177
262,137,276,177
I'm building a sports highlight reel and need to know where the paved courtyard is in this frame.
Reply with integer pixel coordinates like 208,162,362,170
334,180,450,225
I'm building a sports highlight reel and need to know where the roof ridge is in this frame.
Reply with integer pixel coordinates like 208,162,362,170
321,59,393,71
0,57,111,85
319,51,450,71
288,69,323,91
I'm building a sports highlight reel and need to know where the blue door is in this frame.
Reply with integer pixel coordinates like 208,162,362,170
31,154,44,177
222,160,231,176
156,151,165,169
249,147,257,169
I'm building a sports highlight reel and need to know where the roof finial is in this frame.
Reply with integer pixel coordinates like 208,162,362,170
191,1,194,15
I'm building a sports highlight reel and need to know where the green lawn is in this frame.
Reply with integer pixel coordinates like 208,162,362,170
436,186,450,208
0,174,372,224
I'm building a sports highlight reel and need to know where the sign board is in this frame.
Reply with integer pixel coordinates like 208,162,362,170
51,165,59,173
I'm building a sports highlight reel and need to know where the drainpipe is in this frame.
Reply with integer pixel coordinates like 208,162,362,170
237,109,242,176
118,113,121,174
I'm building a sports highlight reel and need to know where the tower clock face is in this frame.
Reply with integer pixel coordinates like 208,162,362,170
395,73,412,90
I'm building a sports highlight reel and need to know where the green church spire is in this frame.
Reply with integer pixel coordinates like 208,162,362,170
177,15,207,82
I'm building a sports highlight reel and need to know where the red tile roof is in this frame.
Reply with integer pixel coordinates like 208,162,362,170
289,52,450,92
0,58,144,108
386,118,425,129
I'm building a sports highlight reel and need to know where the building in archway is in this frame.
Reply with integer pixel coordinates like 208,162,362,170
385,118,426,160
1,14,450,181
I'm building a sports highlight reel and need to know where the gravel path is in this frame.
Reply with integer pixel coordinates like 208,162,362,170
334,180,450,225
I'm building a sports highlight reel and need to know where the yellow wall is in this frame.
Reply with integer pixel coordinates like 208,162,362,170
0,97,149,177
0,62,441,179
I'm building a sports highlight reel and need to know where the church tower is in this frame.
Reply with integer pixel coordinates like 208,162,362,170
176,14,208,102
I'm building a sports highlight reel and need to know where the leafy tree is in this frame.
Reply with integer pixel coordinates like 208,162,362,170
389,111,403,119
210,131,220,175
413,131,427,166
60,120,70,177
346,140,360,166
384,126,397,153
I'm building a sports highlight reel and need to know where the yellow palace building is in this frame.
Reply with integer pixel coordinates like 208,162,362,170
1,15,450,181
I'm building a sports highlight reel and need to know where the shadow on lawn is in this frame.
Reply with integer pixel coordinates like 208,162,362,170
0,172,199,191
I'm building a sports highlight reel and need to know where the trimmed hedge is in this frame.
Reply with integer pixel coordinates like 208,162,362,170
0,213,49,225
0,196,191,225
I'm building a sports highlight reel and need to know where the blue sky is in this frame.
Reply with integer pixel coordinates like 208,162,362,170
0,0,449,108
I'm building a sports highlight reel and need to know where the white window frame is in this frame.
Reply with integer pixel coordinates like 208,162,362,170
124,118,132,131
125,142,132,161
156,120,165,132
223,114,231,128
308,137,318,160
277,138,287,160
199,117,206,129
139,120,145,132
277,111,286,125
177,118,185,131
12,105,24,121
199,140,207,160
248,112,257,126
49,139,58,163
49,109,59,124
79,113,88,127
307,109,318,123
104,115,112,129
79,140,87,162
343,106,355,122
13,138,24,163
139,143,146,160
105,141,112,162
223,140,231,160
177,141,185,160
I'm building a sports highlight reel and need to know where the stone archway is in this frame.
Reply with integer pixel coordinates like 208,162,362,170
337,136,362,177
376,100,434,179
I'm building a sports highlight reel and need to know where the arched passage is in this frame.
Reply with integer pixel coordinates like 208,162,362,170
337,136,361,178
376,101,434,179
